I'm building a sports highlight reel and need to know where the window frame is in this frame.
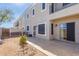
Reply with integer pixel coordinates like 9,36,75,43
49,3,54,14
42,3,45,10
27,26,29,31
38,24,45,34
33,9,35,15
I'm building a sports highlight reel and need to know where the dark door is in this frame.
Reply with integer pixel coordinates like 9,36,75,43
51,24,53,35
67,22,75,42
33,26,36,37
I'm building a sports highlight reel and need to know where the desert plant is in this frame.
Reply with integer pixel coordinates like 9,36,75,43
19,35,28,47
19,35,28,55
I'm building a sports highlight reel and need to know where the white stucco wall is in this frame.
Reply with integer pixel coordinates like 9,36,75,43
75,21,79,43
15,3,79,42
49,4,79,20
51,17,79,43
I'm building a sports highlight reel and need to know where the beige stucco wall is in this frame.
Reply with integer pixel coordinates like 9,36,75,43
24,3,50,40
51,14,79,43
48,4,79,20
24,3,79,40
15,3,79,41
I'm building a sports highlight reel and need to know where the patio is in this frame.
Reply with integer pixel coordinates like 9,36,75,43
28,37,79,56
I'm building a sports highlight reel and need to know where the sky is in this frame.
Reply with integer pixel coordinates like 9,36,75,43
0,3,31,28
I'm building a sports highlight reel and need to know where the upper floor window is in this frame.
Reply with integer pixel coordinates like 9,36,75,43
42,3,45,10
63,3,70,6
33,9,35,15
49,3,54,14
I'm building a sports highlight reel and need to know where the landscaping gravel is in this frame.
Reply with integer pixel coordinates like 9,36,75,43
0,37,46,56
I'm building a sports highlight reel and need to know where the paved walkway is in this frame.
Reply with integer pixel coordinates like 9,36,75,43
28,37,79,56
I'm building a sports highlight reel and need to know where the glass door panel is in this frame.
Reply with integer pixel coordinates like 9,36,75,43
60,23,67,40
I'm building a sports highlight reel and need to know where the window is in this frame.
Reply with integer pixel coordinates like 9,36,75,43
42,3,45,10
63,3,70,6
51,24,53,34
33,9,35,15
49,3,54,14
27,14,29,18
38,24,45,34
27,26,29,31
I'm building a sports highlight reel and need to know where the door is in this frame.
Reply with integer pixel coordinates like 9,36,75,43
51,24,53,35
60,23,67,40
67,22,75,42
33,26,36,37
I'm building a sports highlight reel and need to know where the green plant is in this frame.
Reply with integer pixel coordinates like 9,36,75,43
19,35,28,55
0,9,13,23
19,35,28,47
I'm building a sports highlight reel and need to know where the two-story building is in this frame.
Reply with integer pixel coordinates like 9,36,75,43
14,3,79,43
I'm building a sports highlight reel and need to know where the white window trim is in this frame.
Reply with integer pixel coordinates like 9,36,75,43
41,4,46,12
37,23,46,36
32,9,35,17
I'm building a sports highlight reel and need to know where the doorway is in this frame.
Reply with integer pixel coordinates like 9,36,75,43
60,22,75,42
33,26,36,37
67,22,75,41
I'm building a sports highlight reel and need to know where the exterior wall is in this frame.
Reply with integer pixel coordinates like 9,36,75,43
75,21,79,43
17,16,26,31
54,3,63,11
11,13,27,33
25,3,50,40
49,4,79,20
51,14,79,43
15,3,79,42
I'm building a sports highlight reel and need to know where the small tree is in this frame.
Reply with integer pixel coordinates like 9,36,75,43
0,9,13,24
0,8,13,40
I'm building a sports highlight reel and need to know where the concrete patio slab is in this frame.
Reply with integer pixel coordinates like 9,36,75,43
28,37,79,56
27,41,56,56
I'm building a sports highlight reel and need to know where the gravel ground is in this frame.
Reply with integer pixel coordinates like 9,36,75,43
0,37,46,56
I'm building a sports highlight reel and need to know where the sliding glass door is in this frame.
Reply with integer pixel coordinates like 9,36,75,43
60,23,67,40
60,22,75,42
67,22,75,41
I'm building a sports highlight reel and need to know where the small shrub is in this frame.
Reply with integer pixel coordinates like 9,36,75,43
19,35,28,47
